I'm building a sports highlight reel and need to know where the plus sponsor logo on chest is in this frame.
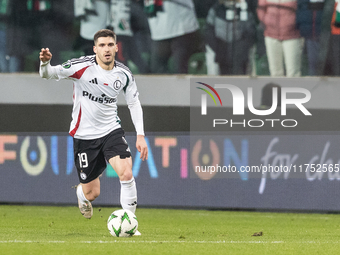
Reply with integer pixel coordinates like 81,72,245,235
82,91,116,104
83,76,123,104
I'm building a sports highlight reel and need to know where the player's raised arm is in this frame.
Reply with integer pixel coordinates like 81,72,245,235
39,48,52,63
39,48,60,80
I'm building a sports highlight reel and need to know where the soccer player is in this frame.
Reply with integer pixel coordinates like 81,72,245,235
39,29,148,235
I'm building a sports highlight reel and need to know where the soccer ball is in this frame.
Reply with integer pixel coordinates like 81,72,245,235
107,209,138,237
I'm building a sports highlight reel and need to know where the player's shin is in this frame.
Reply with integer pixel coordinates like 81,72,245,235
120,177,137,214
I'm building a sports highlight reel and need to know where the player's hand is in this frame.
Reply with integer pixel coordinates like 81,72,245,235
136,135,148,161
39,48,52,62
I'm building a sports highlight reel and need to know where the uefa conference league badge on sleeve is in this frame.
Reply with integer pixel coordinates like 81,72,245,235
62,60,71,69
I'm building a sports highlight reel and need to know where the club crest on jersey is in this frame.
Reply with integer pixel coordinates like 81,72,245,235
113,80,122,90
80,172,87,180
62,60,71,69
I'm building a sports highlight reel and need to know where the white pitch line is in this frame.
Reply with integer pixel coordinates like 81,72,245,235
0,240,279,244
1,240,338,244
0,240,66,243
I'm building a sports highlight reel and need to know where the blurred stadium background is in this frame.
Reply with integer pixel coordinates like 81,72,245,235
1,75,340,213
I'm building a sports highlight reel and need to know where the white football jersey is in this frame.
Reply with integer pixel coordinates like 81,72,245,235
49,55,142,139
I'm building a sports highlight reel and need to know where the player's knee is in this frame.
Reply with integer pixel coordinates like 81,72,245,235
120,169,133,181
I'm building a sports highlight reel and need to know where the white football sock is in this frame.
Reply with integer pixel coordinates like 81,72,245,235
120,177,137,214
76,184,89,203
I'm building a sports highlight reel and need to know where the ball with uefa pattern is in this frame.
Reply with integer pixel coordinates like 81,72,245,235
107,209,138,237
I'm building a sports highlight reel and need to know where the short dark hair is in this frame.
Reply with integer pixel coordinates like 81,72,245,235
94,29,117,45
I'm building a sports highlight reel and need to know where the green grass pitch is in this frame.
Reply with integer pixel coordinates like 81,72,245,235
1,205,340,255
